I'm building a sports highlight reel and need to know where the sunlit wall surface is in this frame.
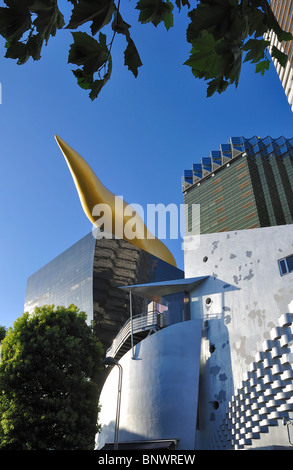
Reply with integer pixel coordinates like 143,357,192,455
267,0,293,111
184,223,293,449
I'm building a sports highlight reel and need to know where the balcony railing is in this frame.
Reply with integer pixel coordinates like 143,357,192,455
106,310,166,360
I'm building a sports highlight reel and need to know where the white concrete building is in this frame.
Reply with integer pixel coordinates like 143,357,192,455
96,223,293,450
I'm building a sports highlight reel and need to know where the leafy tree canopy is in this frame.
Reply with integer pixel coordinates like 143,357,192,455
0,304,104,450
0,326,7,342
0,0,292,99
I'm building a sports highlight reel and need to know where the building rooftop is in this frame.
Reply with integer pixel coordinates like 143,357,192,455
182,136,293,193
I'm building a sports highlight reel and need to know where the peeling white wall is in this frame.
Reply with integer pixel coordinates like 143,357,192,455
184,224,293,449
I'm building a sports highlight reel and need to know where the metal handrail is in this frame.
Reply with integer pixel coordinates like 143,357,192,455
106,310,165,359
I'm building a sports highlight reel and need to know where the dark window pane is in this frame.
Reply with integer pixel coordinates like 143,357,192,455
286,255,293,273
279,259,287,275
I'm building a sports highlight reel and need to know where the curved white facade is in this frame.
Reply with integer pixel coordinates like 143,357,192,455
96,320,202,450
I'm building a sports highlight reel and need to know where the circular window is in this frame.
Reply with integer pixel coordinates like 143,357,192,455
205,297,212,305
209,344,216,353
203,256,208,262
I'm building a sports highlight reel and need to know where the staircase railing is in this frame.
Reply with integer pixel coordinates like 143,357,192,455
106,310,165,359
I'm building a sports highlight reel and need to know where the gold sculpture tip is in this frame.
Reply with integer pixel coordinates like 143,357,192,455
55,135,177,267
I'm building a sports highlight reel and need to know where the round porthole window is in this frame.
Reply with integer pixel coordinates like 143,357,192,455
203,256,208,262
205,297,212,305
209,344,216,353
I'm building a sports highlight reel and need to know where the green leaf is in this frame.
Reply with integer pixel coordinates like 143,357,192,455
255,59,270,75
227,45,242,85
271,45,288,68
247,8,267,38
69,32,112,100
164,0,174,31
255,0,293,42
229,6,249,42
27,33,44,60
277,30,293,42
136,0,173,28
184,32,229,80
206,76,229,97
72,68,93,90
89,78,107,101
112,10,131,35
124,37,143,77
1,0,64,65
243,38,270,64
68,31,109,74
67,0,114,36
183,0,292,98
72,67,108,101
4,39,29,64
29,0,65,43
111,10,143,77
5,33,44,64
0,2,31,41
187,3,231,43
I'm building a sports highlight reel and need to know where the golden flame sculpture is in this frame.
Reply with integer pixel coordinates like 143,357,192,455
55,135,177,267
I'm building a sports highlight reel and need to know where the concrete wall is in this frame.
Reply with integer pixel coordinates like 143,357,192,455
184,224,293,449
97,224,293,450
96,320,202,451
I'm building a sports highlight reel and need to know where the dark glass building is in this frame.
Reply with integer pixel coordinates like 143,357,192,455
25,234,184,353
182,136,293,234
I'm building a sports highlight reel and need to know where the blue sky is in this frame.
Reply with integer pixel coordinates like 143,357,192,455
1,3,293,328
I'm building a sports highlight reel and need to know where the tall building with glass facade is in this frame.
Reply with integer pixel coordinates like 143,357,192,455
267,0,293,111
25,234,184,355
182,136,293,234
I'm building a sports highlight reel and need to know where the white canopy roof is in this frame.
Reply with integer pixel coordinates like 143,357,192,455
119,276,209,302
